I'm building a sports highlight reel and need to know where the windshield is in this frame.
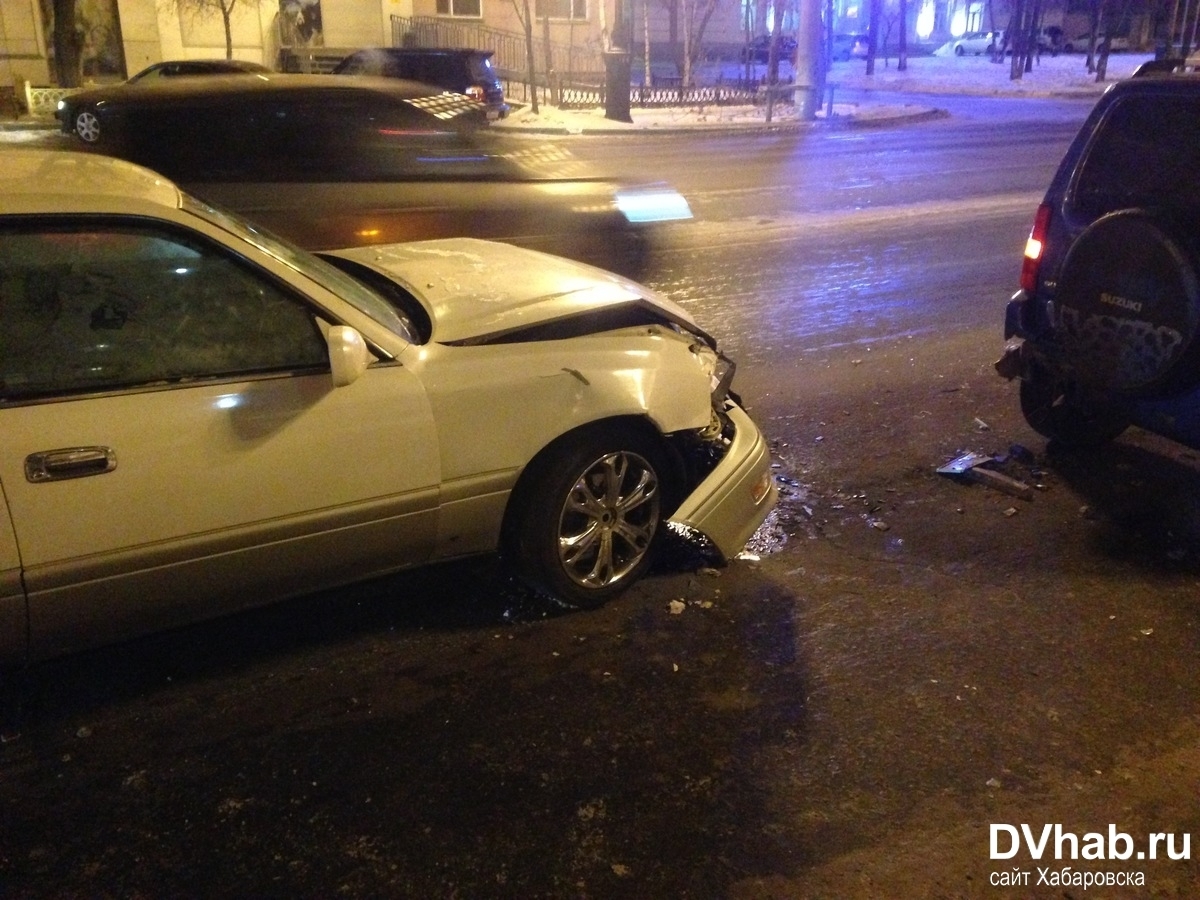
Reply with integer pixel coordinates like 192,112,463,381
183,194,420,344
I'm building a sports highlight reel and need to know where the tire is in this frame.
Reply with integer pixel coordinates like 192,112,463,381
504,426,671,609
955,45,966,56
74,109,101,144
1019,362,1129,449
1054,209,1200,397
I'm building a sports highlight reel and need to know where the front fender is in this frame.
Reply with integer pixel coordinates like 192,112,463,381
411,329,716,484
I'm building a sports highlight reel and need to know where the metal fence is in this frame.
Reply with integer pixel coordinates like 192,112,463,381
388,16,796,110
558,81,764,109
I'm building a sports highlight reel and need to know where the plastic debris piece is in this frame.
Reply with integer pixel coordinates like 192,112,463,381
937,451,1034,500
668,599,686,615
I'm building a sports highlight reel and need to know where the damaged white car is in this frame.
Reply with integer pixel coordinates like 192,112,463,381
0,150,776,665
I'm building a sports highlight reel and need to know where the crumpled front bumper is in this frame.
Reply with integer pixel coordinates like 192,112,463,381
669,403,778,560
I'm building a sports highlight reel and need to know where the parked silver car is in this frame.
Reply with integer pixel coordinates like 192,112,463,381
0,150,777,665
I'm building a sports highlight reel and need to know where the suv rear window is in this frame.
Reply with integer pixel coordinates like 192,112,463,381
1073,94,1200,217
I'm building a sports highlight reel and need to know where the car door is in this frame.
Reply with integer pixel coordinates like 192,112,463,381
0,216,440,662
0,491,23,664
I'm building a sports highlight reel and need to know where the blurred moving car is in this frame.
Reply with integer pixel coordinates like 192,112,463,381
126,59,271,83
831,33,869,61
996,66,1200,451
333,47,509,119
0,149,777,666
55,73,690,278
56,59,271,143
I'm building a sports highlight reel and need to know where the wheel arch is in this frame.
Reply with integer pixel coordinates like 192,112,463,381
501,415,688,541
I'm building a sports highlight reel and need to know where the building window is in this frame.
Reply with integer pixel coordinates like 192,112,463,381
534,0,586,20
436,0,482,17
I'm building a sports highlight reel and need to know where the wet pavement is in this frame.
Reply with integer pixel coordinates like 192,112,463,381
4,327,1200,898
5,56,1200,898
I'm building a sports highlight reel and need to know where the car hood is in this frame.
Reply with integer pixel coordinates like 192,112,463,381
325,238,709,346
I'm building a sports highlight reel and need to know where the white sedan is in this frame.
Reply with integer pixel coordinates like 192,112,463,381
938,31,1003,56
0,150,777,665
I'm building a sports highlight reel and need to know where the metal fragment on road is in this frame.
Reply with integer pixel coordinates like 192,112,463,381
937,451,1034,501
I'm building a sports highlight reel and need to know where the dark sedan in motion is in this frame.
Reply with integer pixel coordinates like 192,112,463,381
55,59,271,143
56,73,690,276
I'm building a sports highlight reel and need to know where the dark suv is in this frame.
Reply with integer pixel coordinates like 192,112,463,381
996,66,1200,451
333,48,508,119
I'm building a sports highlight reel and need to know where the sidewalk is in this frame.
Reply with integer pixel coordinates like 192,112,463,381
2,51,1153,137
489,51,1153,135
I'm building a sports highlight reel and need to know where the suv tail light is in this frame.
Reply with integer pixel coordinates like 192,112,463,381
1020,203,1052,292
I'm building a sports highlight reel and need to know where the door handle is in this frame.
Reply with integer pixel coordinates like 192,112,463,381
25,447,117,482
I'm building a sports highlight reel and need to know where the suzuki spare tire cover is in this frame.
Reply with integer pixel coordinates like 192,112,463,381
1054,209,1200,396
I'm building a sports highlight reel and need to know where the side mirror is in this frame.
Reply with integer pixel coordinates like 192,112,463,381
327,325,371,387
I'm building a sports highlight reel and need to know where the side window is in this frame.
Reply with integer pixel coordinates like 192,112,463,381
1073,94,1200,217
0,222,328,402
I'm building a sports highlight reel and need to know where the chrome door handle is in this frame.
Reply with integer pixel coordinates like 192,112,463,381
25,447,117,482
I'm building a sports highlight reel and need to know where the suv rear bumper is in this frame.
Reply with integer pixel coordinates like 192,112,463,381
1003,289,1034,341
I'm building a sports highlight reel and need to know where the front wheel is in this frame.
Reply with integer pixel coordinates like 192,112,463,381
74,109,101,144
505,427,671,609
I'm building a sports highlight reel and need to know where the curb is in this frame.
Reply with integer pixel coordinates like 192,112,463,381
0,116,58,132
3,103,946,138
490,104,946,136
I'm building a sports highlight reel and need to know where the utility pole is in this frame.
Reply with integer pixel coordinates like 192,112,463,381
604,0,633,121
793,0,824,119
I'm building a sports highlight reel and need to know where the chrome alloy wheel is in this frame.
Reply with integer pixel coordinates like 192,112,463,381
556,450,661,590
75,110,101,143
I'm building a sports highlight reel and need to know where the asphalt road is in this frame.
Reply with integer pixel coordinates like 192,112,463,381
5,98,1200,898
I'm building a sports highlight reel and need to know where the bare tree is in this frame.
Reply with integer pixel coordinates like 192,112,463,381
41,0,84,86
510,0,540,112
865,0,882,75
162,0,265,60
678,0,720,86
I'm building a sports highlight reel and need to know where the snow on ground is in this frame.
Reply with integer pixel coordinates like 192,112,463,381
495,51,1154,132
831,49,1153,95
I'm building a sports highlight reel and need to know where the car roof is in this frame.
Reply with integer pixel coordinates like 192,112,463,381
131,59,270,77
69,72,469,104
347,47,495,58
0,149,184,215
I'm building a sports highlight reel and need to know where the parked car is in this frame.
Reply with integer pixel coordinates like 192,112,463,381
1061,32,1132,53
333,47,508,119
831,33,869,61
56,59,271,143
996,67,1200,451
740,34,797,63
944,30,1002,56
0,148,776,665
55,73,690,278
